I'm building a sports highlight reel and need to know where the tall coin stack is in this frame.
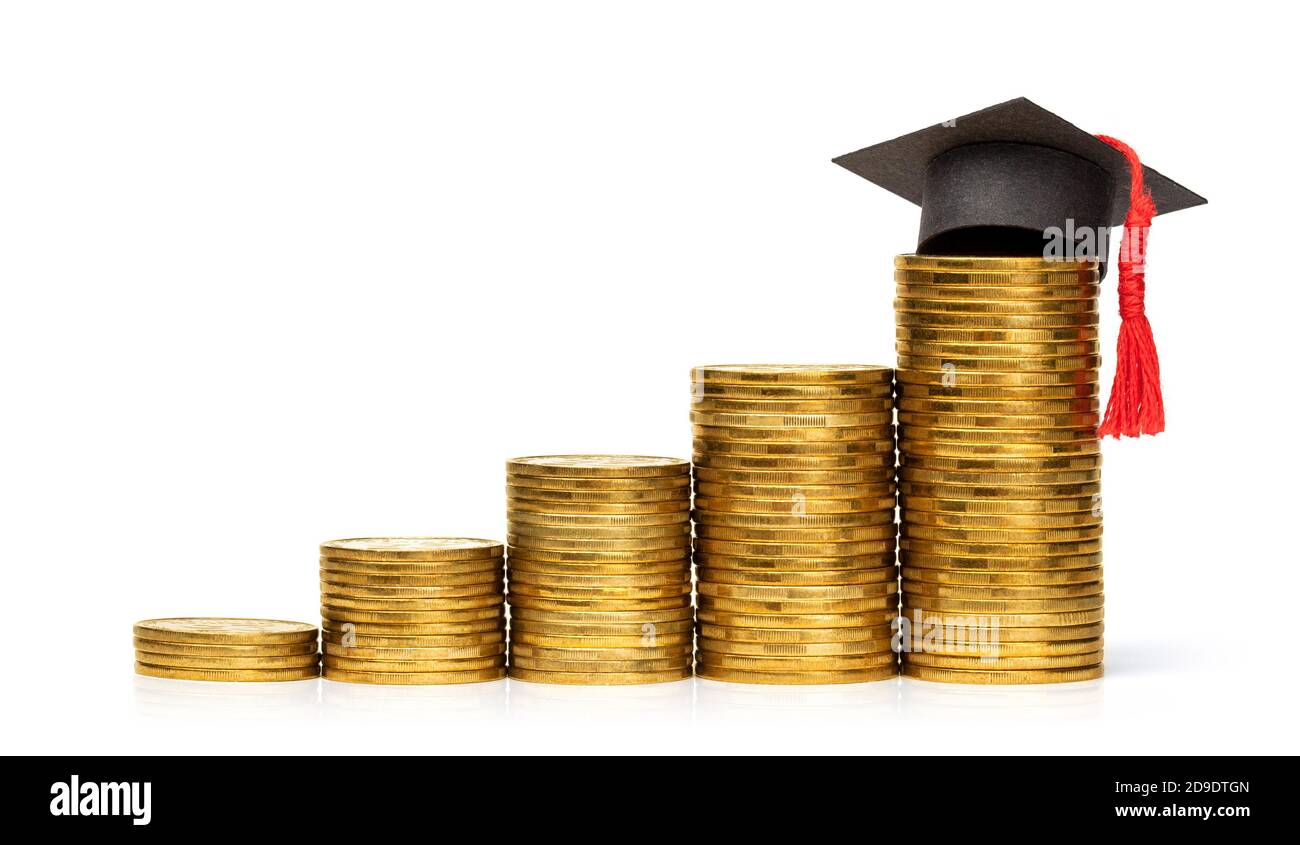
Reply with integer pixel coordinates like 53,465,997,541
690,365,899,684
319,538,507,684
506,456,694,685
894,255,1104,684
133,618,319,682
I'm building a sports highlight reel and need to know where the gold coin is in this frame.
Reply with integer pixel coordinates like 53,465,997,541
693,424,893,443
506,547,689,563
506,497,690,515
698,582,897,600
899,636,1102,657
898,615,1104,642
320,580,504,599
506,522,690,540
693,510,893,529
693,438,893,456
507,510,690,527
693,495,895,515
507,582,691,600
508,619,694,637
510,631,694,649
901,524,1103,544
319,537,502,562
698,596,896,615
509,643,692,661
506,455,689,478
899,607,1104,627
320,606,504,624
895,298,1097,316
897,384,1099,402
901,565,1103,584
900,453,1101,472
505,485,686,504
508,606,693,625
692,382,894,400
698,566,896,587
505,474,690,491
133,618,317,645
896,340,1100,359
691,364,893,385
320,594,504,611
697,623,895,643
896,311,1099,329
694,524,897,543
507,534,689,552
904,593,1103,613
321,619,505,636
904,580,1102,599
319,556,504,576
899,480,1100,499
896,369,1099,387
898,326,1100,343
900,538,1102,557
320,630,506,649
900,470,1103,488
697,637,894,656
696,665,897,684
899,411,1100,430
690,411,894,429
507,569,689,588
901,495,1098,515
323,666,505,685
902,664,1102,684
323,655,504,672
131,637,319,657
692,397,894,414
135,662,319,682
900,440,1100,459
893,255,1096,273
132,651,319,670
508,667,691,685
510,655,689,673
694,551,895,572
696,609,897,629
897,356,1101,375
898,399,1099,418
895,284,1100,301
694,482,895,500
505,594,690,613
902,651,1101,670
320,569,503,587
507,557,688,576
902,511,1100,530
693,467,894,485
693,452,895,471
698,651,897,672
694,539,894,558
322,643,505,660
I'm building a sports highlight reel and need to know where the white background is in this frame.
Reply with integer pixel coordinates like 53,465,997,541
2,0,1296,755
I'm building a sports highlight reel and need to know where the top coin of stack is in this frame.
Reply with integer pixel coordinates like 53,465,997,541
319,537,507,685
894,255,1104,684
506,455,693,685
133,618,320,682
690,364,900,685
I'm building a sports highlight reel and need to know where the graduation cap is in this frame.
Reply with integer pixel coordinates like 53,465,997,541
833,97,1207,438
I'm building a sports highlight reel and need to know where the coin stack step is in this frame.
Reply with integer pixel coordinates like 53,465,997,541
690,364,899,684
894,255,1104,684
506,455,693,685
319,538,507,684
133,618,320,681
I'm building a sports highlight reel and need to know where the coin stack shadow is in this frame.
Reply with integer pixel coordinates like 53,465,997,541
894,255,1105,684
319,538,507,684
133,618,320,681
506,456,694,685
690,365,900,684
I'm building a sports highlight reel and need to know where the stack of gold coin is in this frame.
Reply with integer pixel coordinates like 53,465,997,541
690,365,899,684
133,618,319,682
506,455,693,685
894,255,1104,684
319,538,506,684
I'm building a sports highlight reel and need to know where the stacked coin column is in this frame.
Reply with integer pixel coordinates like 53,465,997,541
133,618,320,682
894,255,1105,684
319,538,507,684
506,456,694,685
690,365,899,684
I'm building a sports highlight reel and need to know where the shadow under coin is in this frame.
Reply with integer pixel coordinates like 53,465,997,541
507,677,693,722
320,676,508,720
132,675,320,720
900,676,1104,720
695,676,900,722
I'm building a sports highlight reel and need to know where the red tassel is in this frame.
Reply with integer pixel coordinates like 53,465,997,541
1095,135,1164,438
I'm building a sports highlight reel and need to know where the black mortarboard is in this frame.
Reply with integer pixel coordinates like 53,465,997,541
832,97,1206,274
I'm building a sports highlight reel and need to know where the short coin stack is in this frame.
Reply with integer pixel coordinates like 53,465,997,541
320,538,507,684
894,255,1104,684
506,456,693,685
690,364,899,684
133,617,319,681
